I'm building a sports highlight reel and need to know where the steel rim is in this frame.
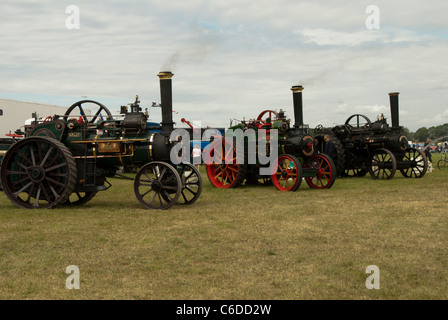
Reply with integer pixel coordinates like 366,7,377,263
369,148,397,179
178,163,203,205
271,155,302,191
344,168,367,177
437,159,448,170
305,154,335,189
134,162,181,210
63,100,113,123
400,148,427,178
0,137,76,209
206,140,241,188
65,191,97,206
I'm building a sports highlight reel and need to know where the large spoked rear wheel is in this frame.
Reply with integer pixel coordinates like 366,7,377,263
344,168,367,177
369,148,397,180
271,154,303,191
0,136,77,209
400,148,428,178
134,162,181,210
304,153,336,189
178,163,203,205
65,191,98,206
205,139,246,188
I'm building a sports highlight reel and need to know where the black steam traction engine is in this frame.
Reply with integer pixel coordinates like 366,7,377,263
0,72,203,209
314,92,428,179
205,85,337,191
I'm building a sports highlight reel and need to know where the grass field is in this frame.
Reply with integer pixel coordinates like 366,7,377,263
1,154,447,300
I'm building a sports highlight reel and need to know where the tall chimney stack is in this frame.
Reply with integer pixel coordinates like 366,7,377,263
291,85,304,128
389,92,400,128
157,71,174,135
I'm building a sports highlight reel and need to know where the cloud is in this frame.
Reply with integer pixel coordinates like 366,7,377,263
297,28,433,47
335,103,387,114
299,29,383,47
417,108,448,127
0,0,448,132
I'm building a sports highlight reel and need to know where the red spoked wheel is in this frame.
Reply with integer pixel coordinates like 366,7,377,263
257,110,278,124
205,139,246,188
304,153,336,189
271,154,303,191
43,116,53,122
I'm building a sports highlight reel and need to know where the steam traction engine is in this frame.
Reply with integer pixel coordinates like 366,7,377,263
206,85,337,191
0,135,21,191
0,72,203,209
314,92,428,179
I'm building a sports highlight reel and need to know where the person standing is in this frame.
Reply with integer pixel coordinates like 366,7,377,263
324,134,335,160
192,144,202,170
423,138,432,163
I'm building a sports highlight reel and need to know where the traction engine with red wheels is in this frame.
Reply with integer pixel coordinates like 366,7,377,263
205,85,337,191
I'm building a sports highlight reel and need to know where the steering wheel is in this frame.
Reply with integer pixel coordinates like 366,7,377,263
257,110,279,124
344,114,372,129
43,116,53,122
63,100,113,123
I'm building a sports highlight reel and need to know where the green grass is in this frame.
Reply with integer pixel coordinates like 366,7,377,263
1,154,447,300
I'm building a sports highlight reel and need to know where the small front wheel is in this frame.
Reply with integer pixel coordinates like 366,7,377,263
134,162,181,210
177,163,203,205
304,153,336,189
369,148,397,180
271,154,303,191
400,148,428,178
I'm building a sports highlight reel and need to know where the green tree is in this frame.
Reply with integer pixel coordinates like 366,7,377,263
414,127,429,143
402,127,411,138
428,123,448,142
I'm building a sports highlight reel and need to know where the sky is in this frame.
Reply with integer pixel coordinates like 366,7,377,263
1,0,447,131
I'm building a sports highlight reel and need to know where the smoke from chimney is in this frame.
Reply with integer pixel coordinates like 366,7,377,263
162,52,181,72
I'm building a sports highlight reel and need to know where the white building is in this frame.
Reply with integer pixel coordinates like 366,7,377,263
0,98,69,136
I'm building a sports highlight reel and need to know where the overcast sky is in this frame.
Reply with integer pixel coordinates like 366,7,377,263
1,0,447,131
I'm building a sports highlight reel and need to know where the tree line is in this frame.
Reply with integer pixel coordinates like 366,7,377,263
406,123,448,143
